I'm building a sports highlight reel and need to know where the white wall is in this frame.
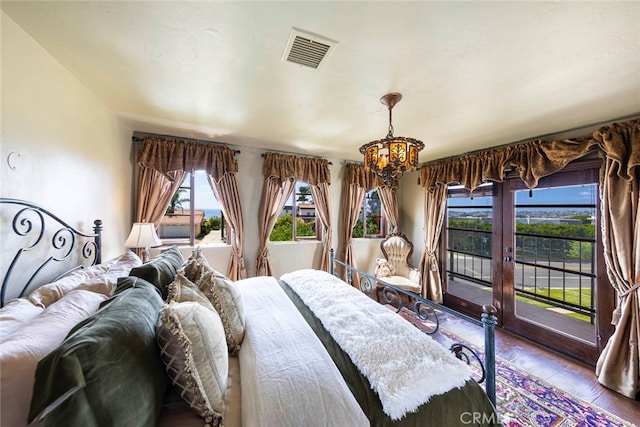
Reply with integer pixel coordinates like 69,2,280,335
1,12,133,260
1,10,391,278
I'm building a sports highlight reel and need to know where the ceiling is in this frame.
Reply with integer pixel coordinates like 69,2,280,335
3,1,639,163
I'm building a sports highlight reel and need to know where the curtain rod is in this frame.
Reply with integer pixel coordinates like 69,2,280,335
261,152,333,165
132,133,240,155
421,112,640,166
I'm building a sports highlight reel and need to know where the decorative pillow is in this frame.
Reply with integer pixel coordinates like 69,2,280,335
1,290,107,427
374,258,395,278
28,251,142,308
181,246,211,284
28,279,167,427
129,246,184,299
167,271,215,312
0,297,44,342
196,269,245,356
157,302,228,427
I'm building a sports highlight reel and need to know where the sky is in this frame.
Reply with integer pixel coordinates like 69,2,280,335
448,183,597,207
189,171,597,210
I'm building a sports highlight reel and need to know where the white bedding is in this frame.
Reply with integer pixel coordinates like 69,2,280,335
281,269,474,421
235,276,368,427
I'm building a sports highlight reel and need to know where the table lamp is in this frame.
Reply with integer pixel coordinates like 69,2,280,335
124,221,162,262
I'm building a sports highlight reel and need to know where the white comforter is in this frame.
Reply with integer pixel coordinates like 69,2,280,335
235,276,368,427
281,269,473,421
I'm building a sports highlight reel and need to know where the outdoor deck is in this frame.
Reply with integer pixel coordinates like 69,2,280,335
448,279,596,344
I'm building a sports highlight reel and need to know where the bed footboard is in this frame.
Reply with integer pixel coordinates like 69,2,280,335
329,249,497,407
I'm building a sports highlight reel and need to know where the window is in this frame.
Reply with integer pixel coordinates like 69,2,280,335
161,170,227,246
270,182,319,242
352,189,388,238
445,183,494,305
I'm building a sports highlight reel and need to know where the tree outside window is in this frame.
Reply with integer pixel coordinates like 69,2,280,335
270,182,318,242
352,189,387,238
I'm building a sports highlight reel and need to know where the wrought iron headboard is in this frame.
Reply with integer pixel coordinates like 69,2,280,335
0,198,102,307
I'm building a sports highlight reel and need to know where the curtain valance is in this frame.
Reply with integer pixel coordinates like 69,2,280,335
418,118,639,192
343,163,379,189
263,152,330,185
138,137,238,181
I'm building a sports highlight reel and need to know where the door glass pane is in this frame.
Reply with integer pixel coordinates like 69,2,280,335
513,184,597,344
446,185,493,306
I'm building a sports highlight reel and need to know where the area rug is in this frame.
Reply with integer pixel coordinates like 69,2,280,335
396,307,636,427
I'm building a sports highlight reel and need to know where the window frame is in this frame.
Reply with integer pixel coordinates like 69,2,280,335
161,170,228,247
352,188,389,239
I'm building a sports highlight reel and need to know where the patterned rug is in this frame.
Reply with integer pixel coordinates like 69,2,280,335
396,307,636,427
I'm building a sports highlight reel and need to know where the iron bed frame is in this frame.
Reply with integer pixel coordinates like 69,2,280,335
329,248,497,407
0,198,102,307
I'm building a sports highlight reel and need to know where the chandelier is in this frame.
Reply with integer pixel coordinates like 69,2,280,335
359,93,424,186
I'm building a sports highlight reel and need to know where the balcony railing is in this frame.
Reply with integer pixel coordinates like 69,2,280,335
447,230,596,324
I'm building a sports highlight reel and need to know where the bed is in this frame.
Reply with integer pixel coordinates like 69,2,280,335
0,198,499,427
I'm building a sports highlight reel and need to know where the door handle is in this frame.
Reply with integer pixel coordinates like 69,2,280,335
504,256,513,262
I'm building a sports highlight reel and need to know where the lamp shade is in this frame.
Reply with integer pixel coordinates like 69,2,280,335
124,222,162,249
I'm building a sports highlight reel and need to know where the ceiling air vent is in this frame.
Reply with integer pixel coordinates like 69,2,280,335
282,28,337,69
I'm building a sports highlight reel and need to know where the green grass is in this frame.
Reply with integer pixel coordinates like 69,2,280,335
517,287,592,322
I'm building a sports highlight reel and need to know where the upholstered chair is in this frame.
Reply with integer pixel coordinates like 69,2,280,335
374,233,422,301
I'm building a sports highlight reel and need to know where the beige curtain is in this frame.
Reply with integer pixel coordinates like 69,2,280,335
310,182,332,271
135,136,241,271
207,172,246,280
339,164,371,284
255,177,295,276
377,186,399,232
255,152,331,275
419,184,448,302
135,167,185,227
416,118,639,397
594,121,640,399
138,137,238,177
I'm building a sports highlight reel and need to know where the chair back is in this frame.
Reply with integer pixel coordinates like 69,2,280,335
380,233,416,277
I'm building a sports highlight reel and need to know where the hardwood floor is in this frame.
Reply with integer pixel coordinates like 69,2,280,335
397,306,640,425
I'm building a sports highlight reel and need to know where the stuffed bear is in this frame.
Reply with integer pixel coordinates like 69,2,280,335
374,258,395,278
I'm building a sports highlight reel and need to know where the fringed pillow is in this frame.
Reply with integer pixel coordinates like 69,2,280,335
196,269,245,356
167,271,215,312
157,302,228,427
181,247,211,284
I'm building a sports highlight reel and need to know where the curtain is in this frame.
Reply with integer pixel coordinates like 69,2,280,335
132,167,184,258
594,121,640,399
207,173,246,280
135,136,241,271
339,164,370,284
138,137,238,177
310,182,332,271
134,167,185,227
255,176,296,276
418,184,448,302
416,117,639,397
377,186,399,232
255,152,331,275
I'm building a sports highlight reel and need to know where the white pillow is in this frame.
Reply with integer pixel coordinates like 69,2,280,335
0,298,44,342
0,289,108,427
196,269,245,356
157,302,228,427
28,251,142,308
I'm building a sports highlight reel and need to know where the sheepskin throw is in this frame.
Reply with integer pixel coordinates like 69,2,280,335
280,269,473,421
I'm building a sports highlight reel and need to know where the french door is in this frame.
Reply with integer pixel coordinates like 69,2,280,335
443,159,614,365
